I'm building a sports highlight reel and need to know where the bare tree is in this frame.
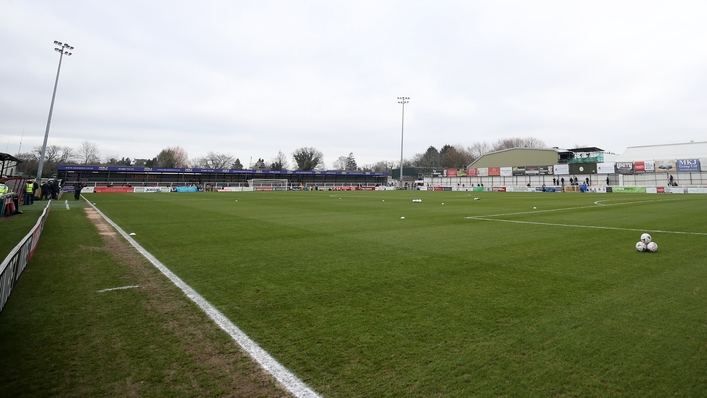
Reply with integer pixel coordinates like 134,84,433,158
361,160,396,172
332,156,348,170
270,150,289,171
467,141,492,161
492,137,546,152
192,151,235,169
77,141,101,165
155,147,189,168
27,145,75,177
292,147,324,171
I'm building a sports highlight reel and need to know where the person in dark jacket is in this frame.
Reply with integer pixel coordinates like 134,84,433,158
73,181,84,200
41,181,50,200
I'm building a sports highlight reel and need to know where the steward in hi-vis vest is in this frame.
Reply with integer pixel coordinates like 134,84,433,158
24,180,34,205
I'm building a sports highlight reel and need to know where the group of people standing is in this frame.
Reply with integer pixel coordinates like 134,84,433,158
18,179,68,206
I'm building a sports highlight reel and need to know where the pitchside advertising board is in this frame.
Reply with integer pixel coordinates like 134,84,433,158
614,162,634,174
569,163,597,175
676,159,701,172
0,202,50,313
467,165,556,176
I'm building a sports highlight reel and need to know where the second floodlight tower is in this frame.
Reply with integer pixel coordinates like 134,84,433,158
397,96,409,189
37,40,74,181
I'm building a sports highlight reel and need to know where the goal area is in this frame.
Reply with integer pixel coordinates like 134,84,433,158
248,179,289,191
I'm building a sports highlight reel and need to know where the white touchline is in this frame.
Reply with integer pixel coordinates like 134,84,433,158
473,198,675,218
85,200,321,398
466,217,707,236
98,285,139,293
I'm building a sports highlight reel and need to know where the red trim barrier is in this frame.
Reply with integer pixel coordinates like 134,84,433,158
93,187,135,193
0,200,51,313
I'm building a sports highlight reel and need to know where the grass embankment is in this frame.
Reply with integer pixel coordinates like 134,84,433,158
86,191,707,397
0,199,291,397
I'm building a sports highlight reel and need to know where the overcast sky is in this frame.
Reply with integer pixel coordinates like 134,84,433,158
2,0,706,168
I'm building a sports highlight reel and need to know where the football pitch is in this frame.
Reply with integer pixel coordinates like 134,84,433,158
57,191,707,396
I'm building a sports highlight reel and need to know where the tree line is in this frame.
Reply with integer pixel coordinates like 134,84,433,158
13,137,545,178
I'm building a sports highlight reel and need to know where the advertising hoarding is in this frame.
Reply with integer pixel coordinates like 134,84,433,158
597,162,614,174
676,159,700,172
569,163,597,174
655,160,676,173
554,164,569,175
614,162,634,174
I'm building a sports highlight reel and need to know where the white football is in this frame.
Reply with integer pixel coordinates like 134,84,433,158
641,233,652,244
636,242,647,252
401,216,405,219
646,241,658,252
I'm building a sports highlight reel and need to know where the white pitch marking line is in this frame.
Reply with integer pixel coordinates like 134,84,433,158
84,199,320,398
98,285,139,293
466,217,707,236
476,198,675,218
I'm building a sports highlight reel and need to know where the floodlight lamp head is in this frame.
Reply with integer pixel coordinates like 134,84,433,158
54,40,60,45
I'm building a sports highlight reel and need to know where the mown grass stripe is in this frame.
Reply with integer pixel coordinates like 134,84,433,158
467,216,707,235
85,199,321,398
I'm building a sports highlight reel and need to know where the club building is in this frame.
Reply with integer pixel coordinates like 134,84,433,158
423,141,707,192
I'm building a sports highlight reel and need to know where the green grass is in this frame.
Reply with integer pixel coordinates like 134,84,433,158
0,201,48,255
0,192,707,397
0,200,290,397
70,190,707,397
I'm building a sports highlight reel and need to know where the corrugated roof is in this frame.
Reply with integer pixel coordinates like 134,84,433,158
616,141,707,161
468,148,563,168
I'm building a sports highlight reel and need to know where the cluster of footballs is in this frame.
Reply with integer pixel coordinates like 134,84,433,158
636,233,658,253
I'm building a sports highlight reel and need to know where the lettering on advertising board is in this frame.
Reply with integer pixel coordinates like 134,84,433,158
676,159,700,172
512,166,525,176
644,160,655,172
634,161,645,173
614,162,634,174
447,168,458,177
500,167,513,177
488,167,501,177
477,168,488,177
597,162,614,174
525,166,539,175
